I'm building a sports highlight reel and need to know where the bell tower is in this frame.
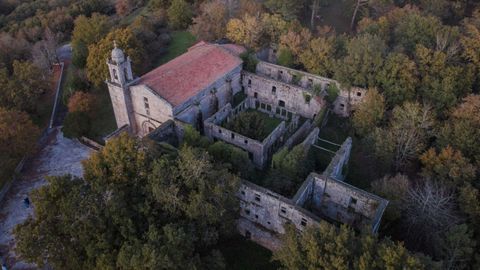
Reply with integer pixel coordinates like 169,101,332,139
106,41,136,133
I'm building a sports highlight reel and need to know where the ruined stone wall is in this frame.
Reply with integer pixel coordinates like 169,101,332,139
204,100,287,167
297,173,388,233
332,87,367,117
242,72,323,119
237,180,321,250
324,137,352,181
256,61,335,91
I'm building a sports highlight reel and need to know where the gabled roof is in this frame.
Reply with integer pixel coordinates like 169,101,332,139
138,41,245,107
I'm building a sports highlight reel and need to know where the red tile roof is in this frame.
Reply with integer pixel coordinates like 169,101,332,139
139,42,245,107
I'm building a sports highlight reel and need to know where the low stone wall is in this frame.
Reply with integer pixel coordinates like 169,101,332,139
204,101,287,168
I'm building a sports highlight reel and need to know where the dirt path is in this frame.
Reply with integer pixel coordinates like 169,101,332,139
0,128,93,269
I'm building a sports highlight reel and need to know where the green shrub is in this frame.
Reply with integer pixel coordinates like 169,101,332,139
240,51,258,73
326,83,339,104
62,111,90,138
208,141,254,178
277,48,294,68
182,125,210,148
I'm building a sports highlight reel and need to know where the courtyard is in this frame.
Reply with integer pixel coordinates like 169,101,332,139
222,109,283,141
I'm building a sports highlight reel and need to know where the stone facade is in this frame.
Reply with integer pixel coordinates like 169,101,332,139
238,170,388,251
106,42,244,137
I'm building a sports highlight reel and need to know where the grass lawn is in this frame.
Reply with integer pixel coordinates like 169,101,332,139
219,236,279,270
154,31,196,66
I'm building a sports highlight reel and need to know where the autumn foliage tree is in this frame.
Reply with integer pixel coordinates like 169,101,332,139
352,88,385,137
273,222,433,270
15,134,240,269
0,107,40,179
189,0,228,41
86,27,146,87
67,91,96,116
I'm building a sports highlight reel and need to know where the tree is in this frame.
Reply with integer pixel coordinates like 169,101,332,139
298,36,336,77
265,144,313,196
438,95,480,164
352,88,385,137
376,52,418,107
224,111,267,141
370,174,410,223
402,181,460,255
393,12,442,54
273,222,432,270
31,28,59,71
0,61,49,112
67,91,96,116
414,45,473,114
419,146,476,188
62,111,91,138
277,47,294,68
371,102,434,170
115,0,134,17
189,0,228,41
0,107,40,178
86,27,146,87
264,0,304,21
71,13,111,68
15,134,240,269
226,14,264,50
207,141,254,179
167,0,192,30
335,34,386,88
439,224,476,270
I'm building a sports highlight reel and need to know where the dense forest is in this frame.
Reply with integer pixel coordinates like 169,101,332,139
1,0,480,269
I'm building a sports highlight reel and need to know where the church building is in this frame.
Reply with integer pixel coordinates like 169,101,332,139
106,41,245,137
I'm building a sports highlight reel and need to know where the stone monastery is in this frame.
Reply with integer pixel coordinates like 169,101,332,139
106,41,388,250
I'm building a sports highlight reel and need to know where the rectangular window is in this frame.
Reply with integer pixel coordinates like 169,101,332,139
266,105,272,111
245,209,250,215
248,79,252,87
272,86,276,93
278,100,285,107
144,97,150,116
231,133,235,139
350,198,357,205
280,207,287,214
254,92,258,98
244,139,248,144
300,218,307,227
255,194,261,202
261,103,266,109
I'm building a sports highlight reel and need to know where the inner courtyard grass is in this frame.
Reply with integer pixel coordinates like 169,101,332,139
223,109,282,141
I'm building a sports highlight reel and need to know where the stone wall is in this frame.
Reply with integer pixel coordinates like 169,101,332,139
130,84,174,137
204,100,287,168
333,87,367,117
293,173,388,233
242,72,324,119
254,61,367,117
174,66,243,125
256,61,335,91
237,180,321,250
324,137,352,181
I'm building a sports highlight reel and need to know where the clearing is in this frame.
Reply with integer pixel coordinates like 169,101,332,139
0,128,93,269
